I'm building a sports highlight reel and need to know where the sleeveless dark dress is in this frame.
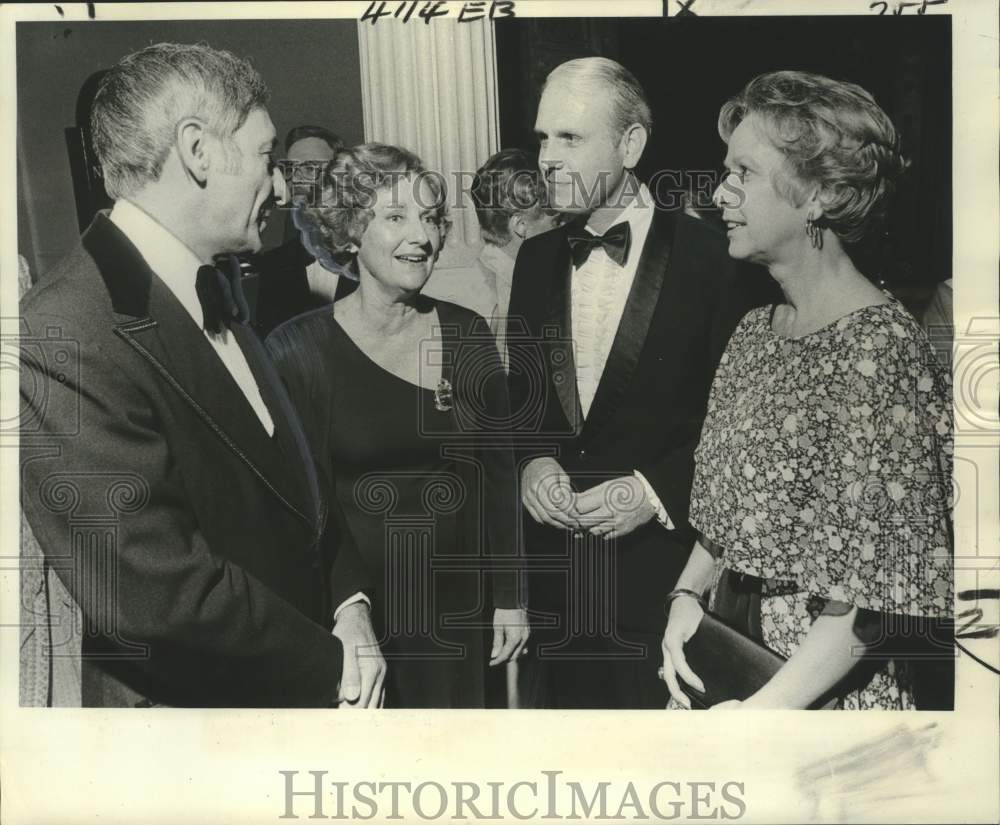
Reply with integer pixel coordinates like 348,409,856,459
266,300,521,708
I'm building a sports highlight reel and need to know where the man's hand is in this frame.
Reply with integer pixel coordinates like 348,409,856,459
576,475,655,540
521,457,581,530
332,602,386,708
489,607,530,666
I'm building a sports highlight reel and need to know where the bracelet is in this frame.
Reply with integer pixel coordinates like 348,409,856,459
665,588,707,615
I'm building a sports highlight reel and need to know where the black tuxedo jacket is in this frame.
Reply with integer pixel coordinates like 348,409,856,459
507,209,776,636
19,213,366,707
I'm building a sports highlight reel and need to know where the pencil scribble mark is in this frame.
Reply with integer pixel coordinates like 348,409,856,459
796,723,944,822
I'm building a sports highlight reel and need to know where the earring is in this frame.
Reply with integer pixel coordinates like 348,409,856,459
806,217,823,250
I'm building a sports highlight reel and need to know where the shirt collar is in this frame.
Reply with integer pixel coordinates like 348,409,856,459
584,181,654,240
109,199,208,328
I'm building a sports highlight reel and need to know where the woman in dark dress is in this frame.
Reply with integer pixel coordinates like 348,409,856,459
266,144,528,708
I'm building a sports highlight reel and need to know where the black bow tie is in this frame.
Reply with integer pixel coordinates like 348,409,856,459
196,255,250,334
566,221,632,269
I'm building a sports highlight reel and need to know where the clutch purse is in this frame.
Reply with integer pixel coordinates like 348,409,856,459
678,611,785,709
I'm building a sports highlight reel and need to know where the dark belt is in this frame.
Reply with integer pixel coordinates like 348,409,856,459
712,568,765,643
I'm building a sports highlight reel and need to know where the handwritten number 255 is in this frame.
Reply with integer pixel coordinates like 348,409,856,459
870,0,949,14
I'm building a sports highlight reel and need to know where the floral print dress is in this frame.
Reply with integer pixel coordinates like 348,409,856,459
689,296,953,709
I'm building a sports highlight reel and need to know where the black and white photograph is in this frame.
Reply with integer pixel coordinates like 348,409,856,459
1,0,997,822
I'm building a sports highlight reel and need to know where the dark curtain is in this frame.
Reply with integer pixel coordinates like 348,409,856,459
496,16,951,308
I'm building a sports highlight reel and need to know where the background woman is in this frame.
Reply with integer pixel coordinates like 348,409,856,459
660,71,953,710
267,144,528,708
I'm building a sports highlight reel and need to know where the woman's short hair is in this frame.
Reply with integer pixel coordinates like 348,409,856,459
91,42,269,200
308,143,450,254
470,148,548,246
718,70,908,244
544,57,653,140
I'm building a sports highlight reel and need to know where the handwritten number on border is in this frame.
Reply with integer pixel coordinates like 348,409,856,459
870,0,949,14
362,0,515,24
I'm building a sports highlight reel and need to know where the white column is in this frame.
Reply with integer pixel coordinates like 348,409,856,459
358,19,499,281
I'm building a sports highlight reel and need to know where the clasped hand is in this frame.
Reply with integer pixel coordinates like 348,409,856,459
521,458,655,539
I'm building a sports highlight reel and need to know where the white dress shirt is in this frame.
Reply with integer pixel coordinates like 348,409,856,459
110,199,275,436
110,200,366,618
571,184,654,417
570,184,673,530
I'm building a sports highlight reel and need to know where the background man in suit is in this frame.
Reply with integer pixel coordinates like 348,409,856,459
19,42,384,707
507,57,774,708
470,147,563,371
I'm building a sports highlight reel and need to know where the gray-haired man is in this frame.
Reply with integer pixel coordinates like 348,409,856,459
20,43,383,707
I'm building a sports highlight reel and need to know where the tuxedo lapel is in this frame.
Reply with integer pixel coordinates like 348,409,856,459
234,322,322,529
82,214,315,528
542,238,583,437
582,209,677,440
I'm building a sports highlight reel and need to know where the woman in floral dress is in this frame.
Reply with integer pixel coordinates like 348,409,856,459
660,71,952,709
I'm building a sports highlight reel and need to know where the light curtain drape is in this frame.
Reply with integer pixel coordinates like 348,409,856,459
358,19,499,265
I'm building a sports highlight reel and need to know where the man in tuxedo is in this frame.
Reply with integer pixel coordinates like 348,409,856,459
19,42,384,707
507,57,774,708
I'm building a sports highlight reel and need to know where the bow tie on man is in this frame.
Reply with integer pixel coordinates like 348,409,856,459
196,254,251,334
566,221,632,269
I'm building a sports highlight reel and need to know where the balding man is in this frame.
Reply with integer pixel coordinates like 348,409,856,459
507,57,775,708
